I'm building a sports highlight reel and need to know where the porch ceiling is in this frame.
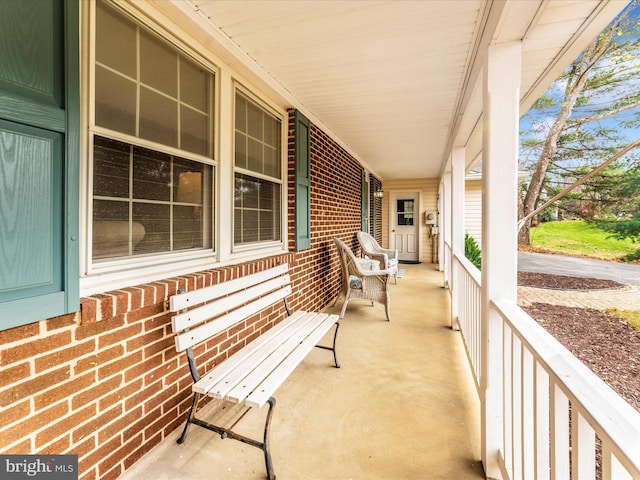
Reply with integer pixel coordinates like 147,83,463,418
160,0,627,180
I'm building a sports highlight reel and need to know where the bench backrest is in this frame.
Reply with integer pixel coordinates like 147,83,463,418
170,263,291,352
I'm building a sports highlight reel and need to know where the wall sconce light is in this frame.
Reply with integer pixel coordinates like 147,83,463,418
374,188,384,198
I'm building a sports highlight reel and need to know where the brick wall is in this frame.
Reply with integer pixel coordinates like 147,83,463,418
0,113,367,480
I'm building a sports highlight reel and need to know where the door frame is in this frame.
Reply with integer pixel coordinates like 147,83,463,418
388,190,422,262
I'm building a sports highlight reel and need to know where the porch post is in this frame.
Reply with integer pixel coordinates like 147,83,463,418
481,41,521,479
438,181,444,271
450,147,465,330
441,172,452,289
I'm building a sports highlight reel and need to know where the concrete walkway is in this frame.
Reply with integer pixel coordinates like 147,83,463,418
517,252,640,310
117,263,483,480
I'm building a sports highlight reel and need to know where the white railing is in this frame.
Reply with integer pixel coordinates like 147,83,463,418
452,252,482,391
493,299,640,480
448,253,640,480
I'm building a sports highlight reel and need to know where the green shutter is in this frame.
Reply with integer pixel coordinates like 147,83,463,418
0,0,79,329
294,111,311,251
361,171,368,232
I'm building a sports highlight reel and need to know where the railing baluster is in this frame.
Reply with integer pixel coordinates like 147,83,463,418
535,362,550,480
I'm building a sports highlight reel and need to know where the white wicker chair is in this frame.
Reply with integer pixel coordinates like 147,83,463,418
357,231,399,284
334,238,391,321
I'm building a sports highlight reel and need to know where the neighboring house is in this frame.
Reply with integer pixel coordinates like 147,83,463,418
1,2,637,480
464,168,530,249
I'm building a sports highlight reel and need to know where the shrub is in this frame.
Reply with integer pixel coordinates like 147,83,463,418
465,233,482,270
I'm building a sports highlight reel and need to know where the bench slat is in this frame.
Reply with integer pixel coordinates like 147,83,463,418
225,312,336,405
245,313,339,408
213,312,326,401
173,285,292,352
171,275,290,332
192,310,309,394
170,264,289,311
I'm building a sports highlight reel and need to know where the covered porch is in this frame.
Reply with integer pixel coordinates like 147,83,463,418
117,263,484,480
3,1,640,479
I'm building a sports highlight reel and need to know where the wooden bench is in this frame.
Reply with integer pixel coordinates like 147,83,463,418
170,263,340,480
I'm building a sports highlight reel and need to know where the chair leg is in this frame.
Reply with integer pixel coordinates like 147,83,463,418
339,296,350,318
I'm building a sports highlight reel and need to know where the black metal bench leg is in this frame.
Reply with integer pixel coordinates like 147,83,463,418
177,392,200,444
331,321,340,368
263,397,277,480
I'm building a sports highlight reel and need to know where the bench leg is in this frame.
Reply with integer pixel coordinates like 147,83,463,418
314,321,341,368
263,397,277,480
177,391,200,444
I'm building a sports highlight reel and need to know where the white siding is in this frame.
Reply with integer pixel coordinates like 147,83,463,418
465,179,482,248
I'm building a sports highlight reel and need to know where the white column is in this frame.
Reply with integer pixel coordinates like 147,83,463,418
438,181,445,271
218,71,233,262
441,172,452,289
450,147,465,330
481,41,521,479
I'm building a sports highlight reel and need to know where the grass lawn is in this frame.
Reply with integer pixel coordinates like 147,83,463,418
529,220,640,262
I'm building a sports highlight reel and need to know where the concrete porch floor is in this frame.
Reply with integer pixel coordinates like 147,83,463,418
118,262,484,480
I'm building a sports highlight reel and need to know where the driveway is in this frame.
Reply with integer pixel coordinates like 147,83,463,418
518,252,640,286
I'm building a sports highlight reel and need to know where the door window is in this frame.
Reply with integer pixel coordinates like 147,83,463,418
396,199,415,226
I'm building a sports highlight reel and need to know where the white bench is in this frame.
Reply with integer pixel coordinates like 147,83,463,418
170,263,340,480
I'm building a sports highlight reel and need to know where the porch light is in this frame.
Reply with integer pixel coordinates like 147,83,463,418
374,188,384,198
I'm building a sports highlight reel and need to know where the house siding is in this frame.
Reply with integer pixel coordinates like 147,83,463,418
465,178,483,248
0,111,365,480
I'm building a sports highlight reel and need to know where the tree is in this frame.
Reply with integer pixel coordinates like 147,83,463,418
597,164,640,260
519,1,640,244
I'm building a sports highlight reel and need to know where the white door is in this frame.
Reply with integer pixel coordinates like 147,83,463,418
390,192,419,262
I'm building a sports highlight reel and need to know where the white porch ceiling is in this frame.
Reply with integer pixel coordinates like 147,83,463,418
161,0,627,180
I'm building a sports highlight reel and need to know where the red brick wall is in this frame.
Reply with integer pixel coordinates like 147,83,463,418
0,112,366,480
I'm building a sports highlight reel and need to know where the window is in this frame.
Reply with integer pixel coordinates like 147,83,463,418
92,1,215,262
397,199,415,226
234,91,282,246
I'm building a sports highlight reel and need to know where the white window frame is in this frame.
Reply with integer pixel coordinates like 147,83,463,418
232,85,285,254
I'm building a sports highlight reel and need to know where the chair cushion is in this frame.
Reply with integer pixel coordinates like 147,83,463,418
349,275,363,290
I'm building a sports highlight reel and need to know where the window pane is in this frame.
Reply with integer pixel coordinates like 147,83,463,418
95,66,136,135
93,199,131,259
242,210,259,243
94,136,130,198
248,138,262,173
139,87,178,147
263,145,278,178
264,116,277,147
133,202,170,254
140,30,177,97
173,205,202,250
235,94,247,132
180,57,208,111
235,131,247,168
234,173,281,245
181,105,208,157
96,0,136,77
247,101,262,139
132,147,171,201
397,199,414,226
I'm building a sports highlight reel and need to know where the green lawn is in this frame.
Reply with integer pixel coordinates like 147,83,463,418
529,220,640,262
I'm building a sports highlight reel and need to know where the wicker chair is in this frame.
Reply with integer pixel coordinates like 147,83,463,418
334,238,391,321
357,231,399,284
